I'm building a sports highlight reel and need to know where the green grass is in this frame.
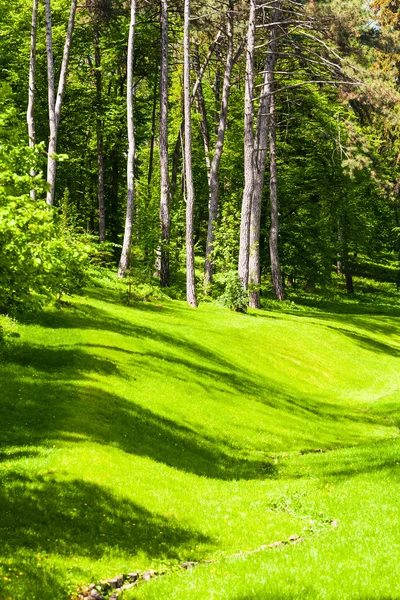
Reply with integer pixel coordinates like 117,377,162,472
0,281,400,599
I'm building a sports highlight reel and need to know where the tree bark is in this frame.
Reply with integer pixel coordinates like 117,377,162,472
249,10,278,308
94,25,105,242
204,0,234,289
238,0,256,288
194,44,211,188
27,0,38,201
269,71,284,301
158,0,170,287
44,0,77,206
118,0,136,278
170,31,222,199
183,0,197,307
148,66,158,187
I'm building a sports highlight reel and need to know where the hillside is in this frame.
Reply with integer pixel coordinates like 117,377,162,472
0,286,400,599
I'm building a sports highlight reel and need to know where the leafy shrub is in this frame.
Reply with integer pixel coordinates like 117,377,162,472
0,134,93,314
0,194,91,314
216,270,248,313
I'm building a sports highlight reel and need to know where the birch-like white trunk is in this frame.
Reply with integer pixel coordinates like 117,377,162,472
118,0,136,278
204,0,234,288
27,0,39,201
238,0,256,287
269,68,284,300
184,0,197,307
158,0,170,286
44,0,77,206
194,45,211,188
248,17,277,308
94,25,105,242
170,31,222,198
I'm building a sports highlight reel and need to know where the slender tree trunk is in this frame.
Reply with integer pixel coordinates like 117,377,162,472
94,25,105,242
238,0,256,287
338,215,354,294
158,0,170,286
204,0,234,288
118,0,136,278
183,0,197,307
148,66,158,186
344,261,354,294
269,73,284,301
214,44,221,132
44,0,77,206
110,147,119,245
44,0,57,206
194,44,211,187
337,220,343,275
170,31,222,199
249,11,278,308
27,0,38,201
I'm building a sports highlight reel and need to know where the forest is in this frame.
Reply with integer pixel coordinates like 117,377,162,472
1,0,400,311
1,0,400,599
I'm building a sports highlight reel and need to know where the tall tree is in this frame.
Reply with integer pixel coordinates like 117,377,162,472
268,42,284,301
249,1,284,306
158,0,170,286
27,0,38,201
44,0,77,206
94,20,105,242
204,0,235,289
184,0,197,307
238,0,256,288
118,0,136,277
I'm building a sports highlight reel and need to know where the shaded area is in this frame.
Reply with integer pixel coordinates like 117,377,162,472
278,438,400,482
0,474,211,600
0,474,211,560
0,373,268,480
325,325,400,357
2,294,398,480
0,340,393,480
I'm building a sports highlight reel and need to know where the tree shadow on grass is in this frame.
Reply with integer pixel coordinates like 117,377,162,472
279,438,400,482
1,331,393,479
324,325,400,357
0,474,212,600
0,362,269,480
1,316,396,481
0,473,212,560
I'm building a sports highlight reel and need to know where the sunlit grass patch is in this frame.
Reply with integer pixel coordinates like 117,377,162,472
0,285,399,599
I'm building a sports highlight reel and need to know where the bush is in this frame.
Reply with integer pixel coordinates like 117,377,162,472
216,271,248,313
0,194,91,314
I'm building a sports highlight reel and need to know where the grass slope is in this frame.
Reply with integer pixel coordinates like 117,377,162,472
0,284,399,599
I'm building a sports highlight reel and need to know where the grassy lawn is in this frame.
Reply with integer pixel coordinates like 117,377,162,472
0,282,400,599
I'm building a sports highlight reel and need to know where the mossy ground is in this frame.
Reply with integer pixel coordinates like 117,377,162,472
0,278,399,599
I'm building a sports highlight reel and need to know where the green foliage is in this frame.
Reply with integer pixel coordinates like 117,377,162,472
0,138,92,314
1,285,400,598
216,270,248,313
0,192,91,313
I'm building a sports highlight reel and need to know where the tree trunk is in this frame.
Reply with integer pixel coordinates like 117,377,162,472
148,65,158,186
44,0,77,206
345,262,354,294
183,0,197,307
269,73,284,301
204,0,234,289
170,31,222,199
194,44,211,187
27,0,38,201
118,0,136,278
158,0,170,287
249,10,278,308
44,0,57,206
94,25,105,242
238,0,256,288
